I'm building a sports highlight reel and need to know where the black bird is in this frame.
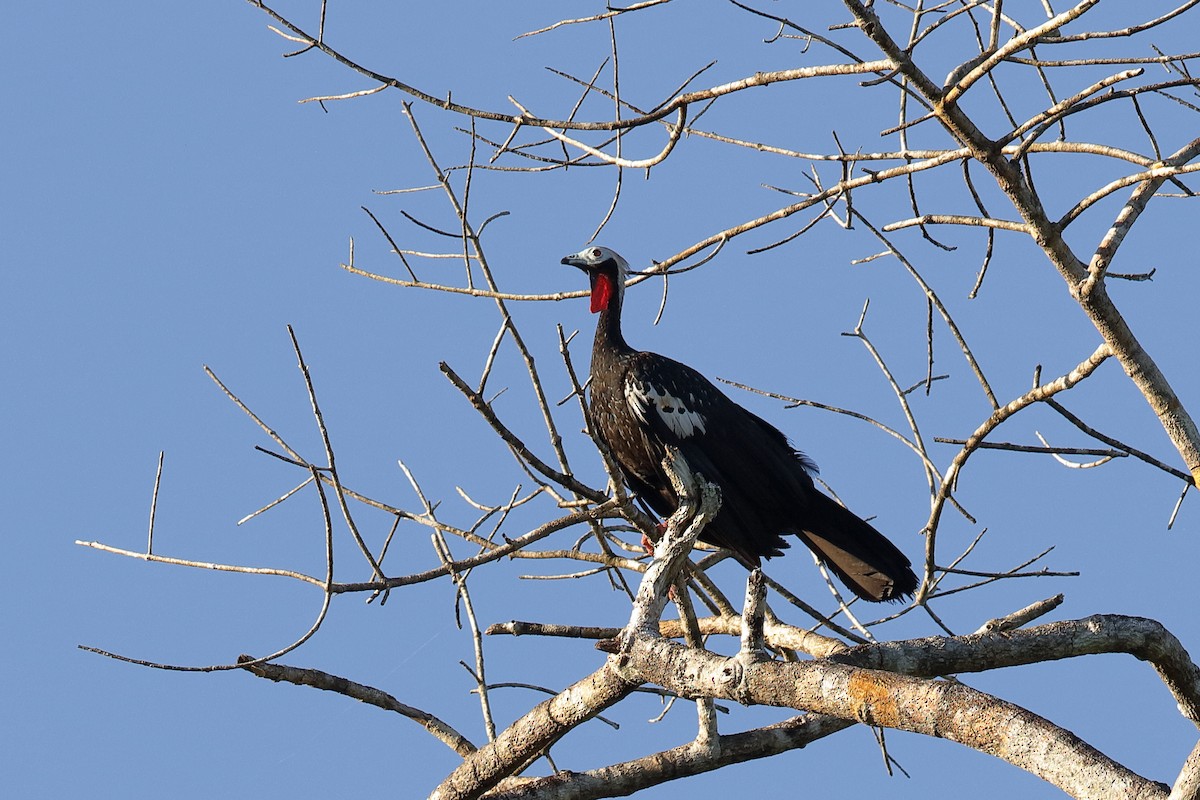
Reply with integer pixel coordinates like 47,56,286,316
562,246,918,602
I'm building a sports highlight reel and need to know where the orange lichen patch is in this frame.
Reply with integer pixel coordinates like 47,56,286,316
847,672,901,728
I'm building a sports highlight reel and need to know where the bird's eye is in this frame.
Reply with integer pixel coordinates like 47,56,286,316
591,248,602,258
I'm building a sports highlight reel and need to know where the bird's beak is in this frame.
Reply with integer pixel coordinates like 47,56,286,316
561,254,588,270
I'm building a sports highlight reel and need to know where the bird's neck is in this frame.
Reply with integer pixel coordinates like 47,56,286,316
591,275,633,360
594,306,633,364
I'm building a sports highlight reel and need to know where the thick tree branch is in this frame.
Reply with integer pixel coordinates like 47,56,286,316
833,615,1200,723
484,713,854,799
431,663,636,800
1170,738,1200,800
621,635,1168,800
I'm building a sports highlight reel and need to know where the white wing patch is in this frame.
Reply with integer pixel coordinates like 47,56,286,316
624,377,707,439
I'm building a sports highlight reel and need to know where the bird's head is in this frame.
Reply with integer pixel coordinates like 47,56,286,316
561,246,628,314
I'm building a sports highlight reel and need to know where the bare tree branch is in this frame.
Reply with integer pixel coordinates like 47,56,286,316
237,655,477,757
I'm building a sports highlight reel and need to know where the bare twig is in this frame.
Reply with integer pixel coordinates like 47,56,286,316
237,655,477,757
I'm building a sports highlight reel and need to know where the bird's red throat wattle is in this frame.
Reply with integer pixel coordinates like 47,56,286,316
590,273,614,313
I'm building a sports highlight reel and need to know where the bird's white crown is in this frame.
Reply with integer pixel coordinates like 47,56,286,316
566,246,628,277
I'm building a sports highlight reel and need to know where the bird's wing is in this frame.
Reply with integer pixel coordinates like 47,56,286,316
622,352,817,475
620,353,800,560
623,363,713,443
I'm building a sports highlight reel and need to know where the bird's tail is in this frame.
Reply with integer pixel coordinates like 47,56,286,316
796,494,918,602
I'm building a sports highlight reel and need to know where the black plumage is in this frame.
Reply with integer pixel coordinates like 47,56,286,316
562,246,918,602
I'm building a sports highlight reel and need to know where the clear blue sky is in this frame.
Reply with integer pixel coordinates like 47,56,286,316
5,3,1199,798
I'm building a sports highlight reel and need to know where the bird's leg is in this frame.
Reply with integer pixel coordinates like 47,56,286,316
640,520,669,557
